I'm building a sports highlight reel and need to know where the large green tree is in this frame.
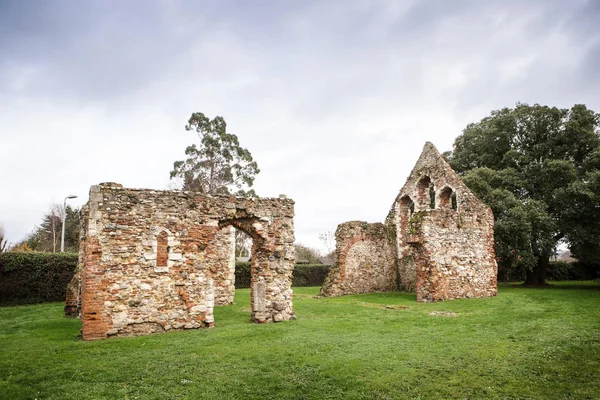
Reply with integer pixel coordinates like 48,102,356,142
447,103,600,284
170,113,260,196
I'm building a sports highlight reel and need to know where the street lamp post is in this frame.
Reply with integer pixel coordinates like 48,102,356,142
61,195,78,252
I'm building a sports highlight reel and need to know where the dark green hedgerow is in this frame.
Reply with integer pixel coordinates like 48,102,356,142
0,252,78,305
0,254,330,305
547,261,597,281
3,250,595,305
234,262,331,288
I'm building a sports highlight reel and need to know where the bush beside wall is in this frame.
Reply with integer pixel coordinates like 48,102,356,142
0,255,331,305
234,262,252,289
498,260,597,282
547,261,597,281
234,262,331,289
0,252,78,305
291,264,331,287
4,252,590,305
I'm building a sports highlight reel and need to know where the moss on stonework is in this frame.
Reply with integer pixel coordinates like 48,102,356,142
385,223,396,243
408,211,426,235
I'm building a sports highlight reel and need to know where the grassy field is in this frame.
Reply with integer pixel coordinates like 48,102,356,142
1,283,599,400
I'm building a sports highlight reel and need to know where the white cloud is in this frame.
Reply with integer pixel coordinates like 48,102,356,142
0,0,599,252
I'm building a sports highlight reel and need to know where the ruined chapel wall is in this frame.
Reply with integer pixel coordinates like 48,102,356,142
407,209,498,302
80,183,296,340
320,221,396,297
390,142,498,302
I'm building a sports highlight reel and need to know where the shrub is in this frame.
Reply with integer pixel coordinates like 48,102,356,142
292,264,331,287
234,262,330,289
0,252,78,305
235,262,252,288
0,255,330,305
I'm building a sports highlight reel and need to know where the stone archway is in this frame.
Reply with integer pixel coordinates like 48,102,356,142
75,183,296,340
217,217,295,323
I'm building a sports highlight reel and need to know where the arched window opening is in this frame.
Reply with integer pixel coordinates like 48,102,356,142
417,176,434,209
439,187,458,211
439,187,452,209
399,195,414,215
156,231,168,267
218,219,258,308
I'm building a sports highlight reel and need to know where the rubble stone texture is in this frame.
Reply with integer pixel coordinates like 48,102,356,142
319,222,395,297
320,142,498,302
72,183,296,340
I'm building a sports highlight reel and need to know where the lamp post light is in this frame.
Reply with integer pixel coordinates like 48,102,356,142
61,195,78,252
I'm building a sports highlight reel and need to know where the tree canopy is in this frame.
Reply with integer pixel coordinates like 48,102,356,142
170,113,260,196
446,103,600,284
18,205,81,253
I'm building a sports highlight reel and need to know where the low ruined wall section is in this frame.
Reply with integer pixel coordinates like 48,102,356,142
320,221,396,297
415,208,498,302
80,183,295,340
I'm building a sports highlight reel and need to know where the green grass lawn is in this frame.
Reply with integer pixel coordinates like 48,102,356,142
1,282,599,400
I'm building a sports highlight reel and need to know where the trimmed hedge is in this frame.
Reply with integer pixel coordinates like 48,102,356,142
234,262,331,288
547,261,597,281
3,251,596,305
498,260,598,282
0,254,331,305
0,252,78,305
291,264,331,287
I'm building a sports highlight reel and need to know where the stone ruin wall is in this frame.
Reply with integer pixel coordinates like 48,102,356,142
388,142,497,302
74,183,296,340
319,221,396,297
321,142,498,302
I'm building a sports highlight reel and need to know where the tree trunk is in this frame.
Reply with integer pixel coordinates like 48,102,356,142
524,256,549,286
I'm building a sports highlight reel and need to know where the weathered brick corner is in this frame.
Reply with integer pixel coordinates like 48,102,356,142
71,183,296,340
321,142,498,302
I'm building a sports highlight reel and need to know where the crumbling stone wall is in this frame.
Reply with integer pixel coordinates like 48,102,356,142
319,221,395,297
76,183,295,340
321,142,497,302
387,142,497,302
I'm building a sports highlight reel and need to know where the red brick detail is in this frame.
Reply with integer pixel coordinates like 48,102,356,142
156,231,168,267
81,237,112,340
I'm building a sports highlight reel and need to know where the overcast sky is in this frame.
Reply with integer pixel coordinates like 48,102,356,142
1,0,599,251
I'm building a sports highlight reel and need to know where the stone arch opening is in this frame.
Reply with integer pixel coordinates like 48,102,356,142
151,227,174,273
217,217,274,323
417,176,435,209
438,187,457,210
398,195,414,240
399,195,415,215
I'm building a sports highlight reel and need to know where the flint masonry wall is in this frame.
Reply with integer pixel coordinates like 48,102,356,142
319,222,395,297
321,142,497,302
387,142,497,302
79,183,296,340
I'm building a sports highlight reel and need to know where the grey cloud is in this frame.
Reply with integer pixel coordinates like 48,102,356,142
1,0,599,250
